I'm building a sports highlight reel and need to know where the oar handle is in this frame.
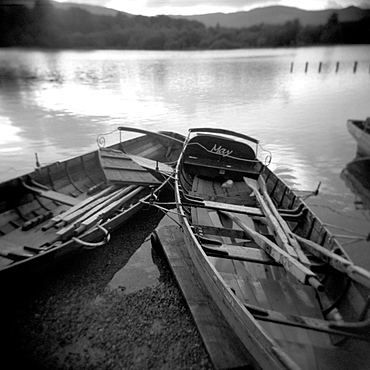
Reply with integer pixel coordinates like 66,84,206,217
307,276,324,292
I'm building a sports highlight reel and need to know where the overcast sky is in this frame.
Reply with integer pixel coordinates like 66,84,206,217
14,0,370,16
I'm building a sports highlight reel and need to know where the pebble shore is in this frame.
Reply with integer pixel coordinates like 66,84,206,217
1,207,214,370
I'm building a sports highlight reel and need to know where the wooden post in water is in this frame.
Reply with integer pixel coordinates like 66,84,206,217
318,62,322,73
290,62,294,73
335,62,340,73
353,61,358,73
305,62,309,73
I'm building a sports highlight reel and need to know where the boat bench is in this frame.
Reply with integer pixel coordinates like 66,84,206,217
202,242,279,266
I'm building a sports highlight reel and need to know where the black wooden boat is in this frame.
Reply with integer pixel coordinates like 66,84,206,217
174,128,370,370
0,127,184,280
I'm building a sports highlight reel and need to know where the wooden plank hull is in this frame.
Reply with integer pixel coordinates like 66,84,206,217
174,128,370,370
0,129,184,281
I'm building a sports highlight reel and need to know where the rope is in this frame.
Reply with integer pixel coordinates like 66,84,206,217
294,182,321,200
322,222,370,244
341,238,368,246
139,199,183,227
72,224,111,249
323,222,368,237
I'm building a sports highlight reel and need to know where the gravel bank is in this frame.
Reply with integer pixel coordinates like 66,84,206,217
1,207,214,370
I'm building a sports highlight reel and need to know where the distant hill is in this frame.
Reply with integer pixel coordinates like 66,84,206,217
1,2,369,49
51,1,131,17
173,6,370,28
49,3,370,29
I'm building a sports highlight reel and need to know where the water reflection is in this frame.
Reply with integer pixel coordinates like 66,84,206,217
1,46,370,198
341,155,370,212
107,239,160,294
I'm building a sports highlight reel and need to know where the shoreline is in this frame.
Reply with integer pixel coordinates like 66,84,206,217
1,208,214,369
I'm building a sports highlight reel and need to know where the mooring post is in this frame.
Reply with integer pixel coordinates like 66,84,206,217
318,62,322,73
305,62,308,73
290,62,294,73
353,61,358,73
335,62,340,73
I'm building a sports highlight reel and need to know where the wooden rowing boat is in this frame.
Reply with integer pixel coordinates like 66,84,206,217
0,127,184,281
174,128,370,370
347,117,370,156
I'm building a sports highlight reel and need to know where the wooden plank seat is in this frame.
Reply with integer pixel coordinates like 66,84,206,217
183,194,264,216
193,224,251,240
192,224,276,244
201,242,279,265
99,148,161,185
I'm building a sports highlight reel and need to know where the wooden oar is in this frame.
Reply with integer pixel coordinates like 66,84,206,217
244,303,370,341
56,185,138,241
72,186,144,236
53,187,128,229
221,210,324,292
42,185,115,231
255,176,311,266
180,191,264,217
295,234,370,289
243,177,299,259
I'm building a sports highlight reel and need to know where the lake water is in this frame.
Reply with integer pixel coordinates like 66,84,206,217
1,45,370,268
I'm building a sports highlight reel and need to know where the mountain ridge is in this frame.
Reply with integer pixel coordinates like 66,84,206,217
52,1,129,17
50,2,370,29
174,6,370,28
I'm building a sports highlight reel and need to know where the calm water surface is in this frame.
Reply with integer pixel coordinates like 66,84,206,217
1,45,370,268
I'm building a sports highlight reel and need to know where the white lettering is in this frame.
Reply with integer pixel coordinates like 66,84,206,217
210,144,233,157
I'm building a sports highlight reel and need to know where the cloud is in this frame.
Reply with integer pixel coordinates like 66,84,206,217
327,0,370,8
